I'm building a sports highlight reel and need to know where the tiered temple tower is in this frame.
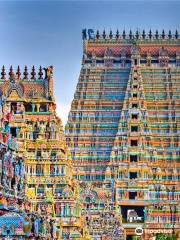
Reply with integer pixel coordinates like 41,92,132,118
66,30,180,239
0,66,89,239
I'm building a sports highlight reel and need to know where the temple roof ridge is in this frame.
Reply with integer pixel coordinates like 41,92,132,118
82,29,180,41
0,65,53,81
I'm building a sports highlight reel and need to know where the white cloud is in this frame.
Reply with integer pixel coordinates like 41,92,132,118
56,102,71,127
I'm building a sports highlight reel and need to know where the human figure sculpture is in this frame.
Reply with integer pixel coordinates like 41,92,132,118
16,127,20,137
12,137,17,151
45,122,50,139
23,215,32,237
2,151,11,187
39,122,46,135
43,66,53,79
4,122,10,134
14,161,20,184
7,134,12,149
51,121,56,139
28,123,33,140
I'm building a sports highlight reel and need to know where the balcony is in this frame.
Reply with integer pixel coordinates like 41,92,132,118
25,111,51,115
129,132,140,137
118,199,148,206
122,223,144,228
26,176,68,184
11,113,25,123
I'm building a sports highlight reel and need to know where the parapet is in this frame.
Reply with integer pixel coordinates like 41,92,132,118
82,29,180,41
0,65,54,101
82,29,180,59
0,65,53,81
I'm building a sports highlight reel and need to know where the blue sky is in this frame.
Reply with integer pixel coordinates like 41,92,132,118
0,0,180,125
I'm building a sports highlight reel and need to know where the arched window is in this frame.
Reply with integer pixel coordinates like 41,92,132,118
39,104,47,112
24,103,32,112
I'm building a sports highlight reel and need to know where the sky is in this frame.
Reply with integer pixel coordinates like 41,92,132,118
0,0,180,125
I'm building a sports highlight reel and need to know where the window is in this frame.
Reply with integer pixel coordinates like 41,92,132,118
133,93,137,98
132,103,138,108
55,188,62,193
176,60,180,67
86,175,91,180
96,175,103,180
61,166,65,175
129,172,138,179
131,126,138,132
10,127,17,137
132,114,138,119
147,59,151,66
130,155,138,162
106,183,111,188
133,85,138,89
34,105,37,112
50,165,56,175
37,187,44,194
134,59,138,65
40,104,47,112
129,192,137,200
36,151,41,160
131,140,138,146
24,103,32,112
51,151,57,161
11,102,17,114
36,164,43,175
119,172,123,179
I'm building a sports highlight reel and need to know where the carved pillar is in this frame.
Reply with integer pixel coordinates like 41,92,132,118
36,103,40,112
32,103,35,113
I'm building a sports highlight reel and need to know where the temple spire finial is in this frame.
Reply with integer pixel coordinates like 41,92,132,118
116,29,119,39
155,30,159,39
162,29,165,39
9,66,16,82
96,30,100,39
31,65,36,79
16,65,21,80
23,65,28,79
148,29,152,39
135,30,139,39
109,29,113,39
122,30,126,39
129,30,133,40
168,30,172,39
102,30,106,39
9,65,14,78
38,66,43,79
1,65,6,80
175,30,178,39
142,30,146,39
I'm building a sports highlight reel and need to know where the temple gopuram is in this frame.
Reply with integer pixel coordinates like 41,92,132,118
66,29,180,240
0,66,89,239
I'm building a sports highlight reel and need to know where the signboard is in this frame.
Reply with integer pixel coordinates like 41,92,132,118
135,227,143,236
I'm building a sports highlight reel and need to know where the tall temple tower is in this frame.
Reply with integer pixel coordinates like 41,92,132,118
0,65,89,239
66,30,180,239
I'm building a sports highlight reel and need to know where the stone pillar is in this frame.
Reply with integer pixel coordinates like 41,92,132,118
36,103,40,112
32,103,35,113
